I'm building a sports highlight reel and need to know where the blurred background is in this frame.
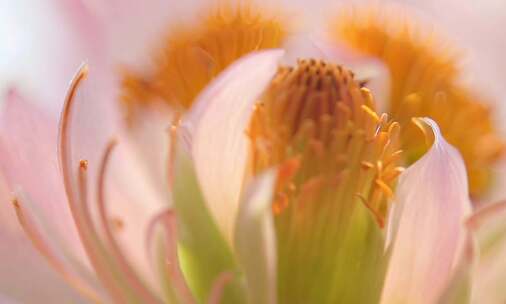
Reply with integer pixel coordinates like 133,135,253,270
0,0,505,302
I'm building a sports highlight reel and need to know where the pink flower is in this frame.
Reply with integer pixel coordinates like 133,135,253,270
1,1,506,303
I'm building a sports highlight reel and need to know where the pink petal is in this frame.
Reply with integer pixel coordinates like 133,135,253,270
79,0,174,66
0,172,88,303
181,49,284,245
381,118,472,304
0,90,88,266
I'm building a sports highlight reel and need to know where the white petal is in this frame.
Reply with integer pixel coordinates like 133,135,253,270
182,49,284,245
234,170,277,304
381,118,472,304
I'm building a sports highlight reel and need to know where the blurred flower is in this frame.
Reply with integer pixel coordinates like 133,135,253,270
331,7,505,197
1,1,506,304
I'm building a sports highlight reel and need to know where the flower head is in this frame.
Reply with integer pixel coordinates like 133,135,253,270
331,7,505,197
2,2,506,304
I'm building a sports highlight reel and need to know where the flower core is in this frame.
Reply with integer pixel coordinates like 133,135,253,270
248,59,403,302
249,59,402,222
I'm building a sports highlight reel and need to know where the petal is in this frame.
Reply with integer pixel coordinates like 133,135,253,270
0,0,104,113
382,118,472,304
234,170,277,304
79,0,186,66
0,173,88,303
181,49,284,245
467,201,506,303
0,90,87,265
437,234,474,304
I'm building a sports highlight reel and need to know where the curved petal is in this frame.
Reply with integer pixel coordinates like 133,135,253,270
181,49,284,245
234,170,277,304
381,118,472,304
0,90,87,265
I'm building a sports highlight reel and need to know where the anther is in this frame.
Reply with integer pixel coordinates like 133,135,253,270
361,105,380,122
361,161,375,170
375,179,393,198
79,160,88,170
11,198,20,209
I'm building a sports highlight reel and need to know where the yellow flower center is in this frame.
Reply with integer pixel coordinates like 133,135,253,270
249,58,402,223
248,59,403,302
121,4,287,116
332,7,505,197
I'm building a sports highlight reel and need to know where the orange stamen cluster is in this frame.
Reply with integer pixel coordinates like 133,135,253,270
121,4,287,116
332,7,505,196
249,59,403,226
249,58,403,303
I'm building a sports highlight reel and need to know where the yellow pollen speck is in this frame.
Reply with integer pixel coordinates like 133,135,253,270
332,6,505,197
120,3,288,118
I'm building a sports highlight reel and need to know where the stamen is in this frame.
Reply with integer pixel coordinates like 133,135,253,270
146,210,195,304
250,59,402,224
96,140,160,303
76,161,125,301
58,65,156,302
166,114,182,187
375,179,393,198
356,194,385,228
361,161,374,170
361,105,380,122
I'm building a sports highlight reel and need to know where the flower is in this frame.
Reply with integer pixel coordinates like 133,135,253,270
1,1,506,304
331,7,505,197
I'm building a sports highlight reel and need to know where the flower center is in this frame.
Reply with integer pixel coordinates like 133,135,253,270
249,58,402,223
248,59,404,303
331,7,505,197
121,4,287,117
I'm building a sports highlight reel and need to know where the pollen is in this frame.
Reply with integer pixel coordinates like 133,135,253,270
121,3,287,117
331,7,505,197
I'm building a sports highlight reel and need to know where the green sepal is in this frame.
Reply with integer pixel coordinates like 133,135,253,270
172,144,246,303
